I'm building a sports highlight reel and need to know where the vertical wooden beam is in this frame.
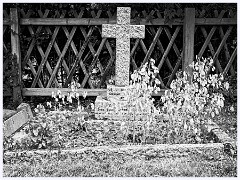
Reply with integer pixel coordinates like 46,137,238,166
10,8,22,105
183,8,195,79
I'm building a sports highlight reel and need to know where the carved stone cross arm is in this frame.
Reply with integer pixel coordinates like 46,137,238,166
102,7,145,86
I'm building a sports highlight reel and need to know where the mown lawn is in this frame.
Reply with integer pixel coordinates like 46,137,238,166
3,149,237,177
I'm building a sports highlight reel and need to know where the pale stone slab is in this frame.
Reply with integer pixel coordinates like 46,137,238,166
3,109,17,121
117,7,131,25
95,95,151,121
4,143,224,161
107,84,128,100
102,24,116,38
3,103,33,137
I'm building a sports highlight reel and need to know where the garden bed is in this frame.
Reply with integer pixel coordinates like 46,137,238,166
3,108,236,161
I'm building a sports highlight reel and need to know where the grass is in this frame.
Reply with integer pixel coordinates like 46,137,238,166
3,150,237,177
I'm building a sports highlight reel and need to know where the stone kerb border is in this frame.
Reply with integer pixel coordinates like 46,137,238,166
4,117,236,159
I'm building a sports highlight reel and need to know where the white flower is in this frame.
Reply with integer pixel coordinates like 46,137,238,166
150,58,155,64
90,103,95,110
155,79,160,85
46,102,52,108
57,90,61,95
224,82,229,90
52,91,56,98
92,68,98,74
82,91,88,99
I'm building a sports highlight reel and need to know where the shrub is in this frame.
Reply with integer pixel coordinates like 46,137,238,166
160,57,229,143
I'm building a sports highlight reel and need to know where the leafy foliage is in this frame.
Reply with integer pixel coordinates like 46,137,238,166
160,57,229,143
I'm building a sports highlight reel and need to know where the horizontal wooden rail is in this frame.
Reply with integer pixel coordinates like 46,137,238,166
21,88,167,97
3,18,237,26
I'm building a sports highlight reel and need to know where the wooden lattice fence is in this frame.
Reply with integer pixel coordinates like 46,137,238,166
3,7,237,104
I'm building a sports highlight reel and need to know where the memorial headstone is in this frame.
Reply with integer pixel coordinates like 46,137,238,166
95,7,145,120
3,103,33,137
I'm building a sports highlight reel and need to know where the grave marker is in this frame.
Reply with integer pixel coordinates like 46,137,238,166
95,7,145,120
102,7,145,86
3,103,33,137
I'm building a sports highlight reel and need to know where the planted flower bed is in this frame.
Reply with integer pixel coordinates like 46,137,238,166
3,57,236,161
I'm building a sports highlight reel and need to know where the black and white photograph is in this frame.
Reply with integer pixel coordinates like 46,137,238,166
1,0,238,177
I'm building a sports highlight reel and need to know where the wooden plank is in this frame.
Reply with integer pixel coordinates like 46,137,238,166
195,18,236,25
223,47,237,77
15,17,236,26
10,8,22,105
183,8,195,77
22,88,167,97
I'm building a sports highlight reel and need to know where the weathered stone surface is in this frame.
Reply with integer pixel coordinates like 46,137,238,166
107,85,128,100
17,103,33,120
95,95,151,120
102,7,145,86
98,7,146,120
4,143,224,161
3,103,33,137
3,109,17,121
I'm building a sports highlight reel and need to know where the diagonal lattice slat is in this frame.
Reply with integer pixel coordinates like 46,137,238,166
157,26,181,71
215,10,235,76
197,10,225,73
207,26,233,75
63,27,94,88
32,10,66,88
223,46,237,77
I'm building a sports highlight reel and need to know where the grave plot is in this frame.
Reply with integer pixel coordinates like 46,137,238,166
3,7,237,172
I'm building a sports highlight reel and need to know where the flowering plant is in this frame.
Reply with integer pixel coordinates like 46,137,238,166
160,57,229,143
119,59,161,143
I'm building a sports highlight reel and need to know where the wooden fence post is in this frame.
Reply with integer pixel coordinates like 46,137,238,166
10,8,22,105
183,8,195,79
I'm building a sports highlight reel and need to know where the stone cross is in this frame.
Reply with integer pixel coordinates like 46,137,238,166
102,7,145,86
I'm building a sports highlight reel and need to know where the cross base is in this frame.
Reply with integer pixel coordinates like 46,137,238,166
95,85,150,121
